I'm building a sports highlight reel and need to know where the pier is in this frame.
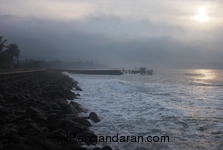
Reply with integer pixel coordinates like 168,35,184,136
123,67,153,75
67,69,123,75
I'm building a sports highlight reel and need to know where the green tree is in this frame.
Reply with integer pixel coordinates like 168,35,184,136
0,36,8,66
5,44,20,68
0,36,7,53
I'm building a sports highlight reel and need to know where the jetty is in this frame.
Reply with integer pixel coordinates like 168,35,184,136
67,69,123,75
123,67,153,75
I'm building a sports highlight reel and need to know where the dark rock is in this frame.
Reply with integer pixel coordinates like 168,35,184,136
71,116,92,127
3,144,25,150
48,128,67,138
25,123,40,136
69,101,85,113
24,136,40,145
18,118,34,126
79,131,97,145
0,71,109,149
10,115,29,123
75,87,83,91
46,113,60,126
0,107,10,116
54,118,83,133
64,91,76,100
46,110,64,118
39,139,58,150
0,118,5,125
89,112,100,123
102,146,113,150
15,110,26,115
26,106,45,117
4,129,20,143
51,102,62,110
92,146,113,150
39,131,49,140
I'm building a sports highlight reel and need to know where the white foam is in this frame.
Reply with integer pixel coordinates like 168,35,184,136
65,71,223,150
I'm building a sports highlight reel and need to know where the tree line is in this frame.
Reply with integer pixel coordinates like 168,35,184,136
0,36,20,68
0,35,108,70
16,59,108,69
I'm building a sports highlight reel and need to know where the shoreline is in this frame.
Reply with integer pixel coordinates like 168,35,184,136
0,70,111,150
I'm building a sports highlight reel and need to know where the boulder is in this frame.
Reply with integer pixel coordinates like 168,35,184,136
0,107,10,116
75,87,83,91
71,117,92,127
26,106,45,118
79,131,97,145
25,123,40,136
39,139,58,150
93,146,113,150
48,128,67,139
89,112,100,123
4,129,20,143
51,102,62,110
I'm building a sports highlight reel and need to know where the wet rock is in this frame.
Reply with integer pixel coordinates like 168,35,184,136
26,106,45,118
64,91,76,100
69,101,85,113
0,70,108,149
4,129,20,143
48,128,67,138
79,131,97,145
39,131,49,140
54,118,84,134
25,123,40,136
101,146,113,150
0,118,5,125
3,144,25,150
15,110,26,115
46,113,60,126
51,102,62,110
18,118,34,126
39,139,58,150
75,87,83,91
24,136,40,145
10,115,29,123
89,112,100,123
0,107,10,116
46,110,64,118
93,146,113,150
70,116,92,127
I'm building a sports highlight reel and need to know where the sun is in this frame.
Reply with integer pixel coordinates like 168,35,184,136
194,7,209,22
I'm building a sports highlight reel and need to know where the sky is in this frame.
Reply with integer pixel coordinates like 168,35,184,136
0,0,223,69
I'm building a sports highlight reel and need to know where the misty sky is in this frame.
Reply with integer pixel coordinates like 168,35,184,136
0,0,223,68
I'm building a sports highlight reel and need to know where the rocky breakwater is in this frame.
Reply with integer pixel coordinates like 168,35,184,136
0,70,111,150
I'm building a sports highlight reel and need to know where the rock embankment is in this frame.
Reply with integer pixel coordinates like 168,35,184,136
0,70,111,150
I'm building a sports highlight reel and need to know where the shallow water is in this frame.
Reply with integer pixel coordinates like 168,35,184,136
65,69,223,150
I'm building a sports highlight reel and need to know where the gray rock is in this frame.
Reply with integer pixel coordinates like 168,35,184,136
89,112,100,123
26,107,45,118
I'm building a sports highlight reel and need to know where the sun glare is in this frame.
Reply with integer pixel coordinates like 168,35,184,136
194,7,209,22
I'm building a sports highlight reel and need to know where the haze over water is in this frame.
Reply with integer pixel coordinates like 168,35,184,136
66,69,223,150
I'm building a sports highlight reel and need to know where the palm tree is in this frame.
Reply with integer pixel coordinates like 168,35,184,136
5,44,20,68
0,36,7,53
0,36,8,65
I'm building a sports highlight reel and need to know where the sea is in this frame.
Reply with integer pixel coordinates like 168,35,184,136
64,69,223,150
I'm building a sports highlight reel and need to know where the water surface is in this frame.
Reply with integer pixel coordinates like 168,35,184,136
65,69,223,150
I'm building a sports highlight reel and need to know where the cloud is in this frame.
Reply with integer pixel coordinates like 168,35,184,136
0,0,223,69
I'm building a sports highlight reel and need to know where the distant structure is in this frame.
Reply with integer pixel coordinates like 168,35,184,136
123,67,153,75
